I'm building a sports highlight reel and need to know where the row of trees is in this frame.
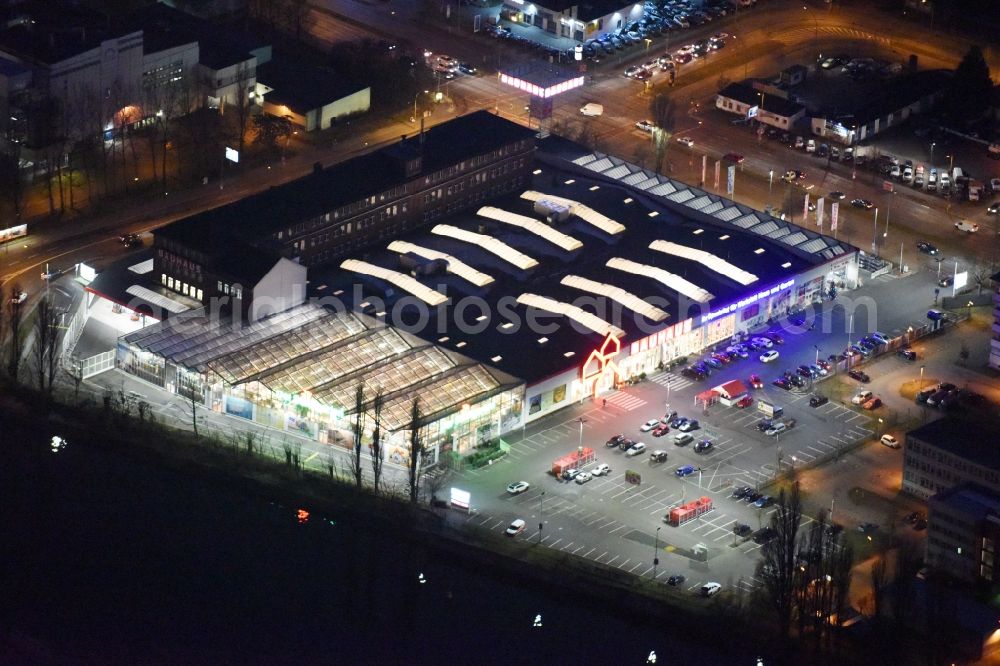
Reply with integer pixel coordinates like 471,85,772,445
0,284,61,399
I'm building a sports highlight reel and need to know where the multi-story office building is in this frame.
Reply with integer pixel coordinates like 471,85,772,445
927,484,1000,584
152,110,537,310
903,417,1000,500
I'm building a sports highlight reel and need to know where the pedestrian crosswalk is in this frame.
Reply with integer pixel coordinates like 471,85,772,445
603,391,647,411
647,371,694,392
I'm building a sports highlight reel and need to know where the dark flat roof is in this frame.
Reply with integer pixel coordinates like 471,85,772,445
931,483,1000,521
718,82,804,118
309,146,826,384
908,416,1000,470
259,59,367,111
85,248,200,320
851,70,952,126
156,111,536,255
0,2,119,64
126,3,254,70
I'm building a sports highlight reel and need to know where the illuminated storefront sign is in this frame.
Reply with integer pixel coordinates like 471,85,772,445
580,333,621,395
628,318,693,357
700,279,795,324
498,73,586,99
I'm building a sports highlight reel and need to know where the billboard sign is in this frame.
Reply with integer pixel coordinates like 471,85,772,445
450,487,471,510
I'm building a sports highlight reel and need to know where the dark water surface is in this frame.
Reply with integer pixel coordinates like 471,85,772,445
1,420,754,664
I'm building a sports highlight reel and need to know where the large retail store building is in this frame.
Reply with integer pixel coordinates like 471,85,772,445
101,112,858,464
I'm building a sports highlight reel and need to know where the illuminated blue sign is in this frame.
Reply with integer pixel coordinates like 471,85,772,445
699,279,795,324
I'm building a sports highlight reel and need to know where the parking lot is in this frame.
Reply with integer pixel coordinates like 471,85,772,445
439,269,959,594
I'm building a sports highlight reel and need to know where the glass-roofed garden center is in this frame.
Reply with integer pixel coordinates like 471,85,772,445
117,302,524,463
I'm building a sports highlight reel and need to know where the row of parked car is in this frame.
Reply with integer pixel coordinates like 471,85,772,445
680,331,785,381
915,382,984,412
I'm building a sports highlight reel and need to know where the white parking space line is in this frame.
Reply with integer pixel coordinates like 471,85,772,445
573,545,585,554
606,555,621,566
583,547,595,558
560,541,574,551
629,561,644,573
609,524,628,535
549,538,563,549
795,451,815,461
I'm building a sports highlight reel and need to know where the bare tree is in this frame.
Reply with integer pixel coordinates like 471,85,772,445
649,94,677,174
369,389,385,497
283,0,315,43
870,554,888,622
5,284,25,381
231,61,256,156
351,384,366,490
32,296,60,396
406,398,426,505
758,483,802,638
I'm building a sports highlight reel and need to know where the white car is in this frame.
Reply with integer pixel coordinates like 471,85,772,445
752,336,773,349
851,391,873,405
580,103,604,117
506,481,530,495
759,350,780,363
574,471,593,484
676,136,695,147
765,422,787,436
505,519,526,536
701,582,722,597
635,119,656,133
955,220,979,233
640,419,661,432
806,139,816,153
880,434,900,449
626,442,647,456
591,463,611,476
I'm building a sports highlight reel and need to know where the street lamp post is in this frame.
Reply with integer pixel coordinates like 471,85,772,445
768,169,774,199
412,89,429,124
930,142,936,165
577,417,586,452
652,526,661,579
814,345,820,365
538,491,545,543
919,364,925,389
871,207,879,255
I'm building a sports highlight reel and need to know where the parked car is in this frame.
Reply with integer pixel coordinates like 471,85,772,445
667,574,687,586
650,450,669,462
736,395,753,409
677,419,699,432
754,495,774,509
694,439,713,453
700,582,722,597
606,434,626,448
591,463,611,476
675,465,696,477
862,397,882,410
506,481,530,495
652,424,670,437
880,434,900,449
851,198,874,209
641,419,661,432
809,395,829,408
625,442,646,457
765,423,787,436
674,433,694,446
760,350,780,363
505,519,526,536
562,468,581,481
752,527,776,544
732,486,752,499
748,374,764,389
676,136,695,147
733,523,753,537
575,471,593,484
635,119,656,133
752,336,774,348
848,369,870,383
897,348,917,361
852,391,873,405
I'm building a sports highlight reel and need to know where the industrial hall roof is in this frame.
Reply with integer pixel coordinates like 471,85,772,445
310,136,854,385
155,111,537,256
120,302,521,431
